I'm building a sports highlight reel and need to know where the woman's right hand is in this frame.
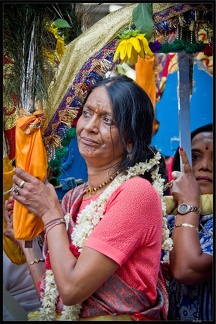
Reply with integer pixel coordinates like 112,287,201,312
12,168,63,222
171,148,201,205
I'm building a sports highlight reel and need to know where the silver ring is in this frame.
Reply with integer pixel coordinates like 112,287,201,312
19,180,25,189
14,186,19,195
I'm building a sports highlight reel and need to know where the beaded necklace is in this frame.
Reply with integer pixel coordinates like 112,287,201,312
85,171,119,194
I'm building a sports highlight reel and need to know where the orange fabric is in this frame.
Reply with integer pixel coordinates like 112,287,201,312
135,56,159,134
135,55,156,108
13,110,48,240
3,156,26,264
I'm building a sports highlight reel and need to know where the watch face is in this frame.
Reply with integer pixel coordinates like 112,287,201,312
180,204,188,213
178,203,190,214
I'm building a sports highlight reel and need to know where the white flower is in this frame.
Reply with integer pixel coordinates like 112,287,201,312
61,304,83,321
161,252,170,263
162,237,173,251
64,213,70,230
39,270,59,320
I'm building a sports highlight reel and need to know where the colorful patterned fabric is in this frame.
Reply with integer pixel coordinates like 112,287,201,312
43,39,118,155
81,271,167,321
165,214,213,321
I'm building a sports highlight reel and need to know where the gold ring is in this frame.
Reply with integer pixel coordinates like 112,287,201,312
163,180,174,191
19,180,25,189
169,180,174,188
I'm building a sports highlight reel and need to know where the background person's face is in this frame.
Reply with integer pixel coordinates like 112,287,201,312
191,131,213,194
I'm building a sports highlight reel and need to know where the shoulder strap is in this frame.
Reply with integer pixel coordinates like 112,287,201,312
3,286,28,320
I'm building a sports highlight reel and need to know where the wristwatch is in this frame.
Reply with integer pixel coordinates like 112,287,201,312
177,203,201,215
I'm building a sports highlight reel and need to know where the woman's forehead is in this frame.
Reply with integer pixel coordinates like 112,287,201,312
192,132,213,146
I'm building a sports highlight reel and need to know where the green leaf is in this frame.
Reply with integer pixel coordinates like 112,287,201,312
132,3,153,40
52,18,70,28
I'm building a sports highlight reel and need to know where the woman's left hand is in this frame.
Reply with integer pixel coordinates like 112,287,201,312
3,199,25,248
11,167,62,219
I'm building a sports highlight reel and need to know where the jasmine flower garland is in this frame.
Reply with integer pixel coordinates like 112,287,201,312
40,152,172,320
39,270,59,321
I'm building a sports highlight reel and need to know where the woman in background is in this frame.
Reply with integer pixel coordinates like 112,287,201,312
166,124,213,321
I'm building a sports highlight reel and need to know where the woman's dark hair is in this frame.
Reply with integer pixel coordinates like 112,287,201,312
82,74,155,174
172,123,213,171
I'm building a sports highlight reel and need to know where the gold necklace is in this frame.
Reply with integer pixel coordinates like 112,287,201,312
85,172,119,195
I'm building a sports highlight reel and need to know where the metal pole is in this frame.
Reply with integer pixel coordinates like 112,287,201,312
177,52,193,171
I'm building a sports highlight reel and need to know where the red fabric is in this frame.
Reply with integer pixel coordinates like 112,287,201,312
167,156,174,182
4,128,16,160
45,253,51,270
85,177,162,304
69,243,80,259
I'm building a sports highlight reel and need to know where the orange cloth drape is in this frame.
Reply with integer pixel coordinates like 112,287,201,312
135,56,159,135
135,56,156,108
3,156,26,264
13,110,48,240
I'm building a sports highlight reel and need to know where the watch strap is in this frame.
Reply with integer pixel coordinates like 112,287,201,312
189,206,201,214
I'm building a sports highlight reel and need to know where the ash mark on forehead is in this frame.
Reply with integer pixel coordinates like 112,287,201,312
202,132,213,143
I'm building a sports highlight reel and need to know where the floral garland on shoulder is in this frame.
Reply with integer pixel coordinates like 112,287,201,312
39,151,173,321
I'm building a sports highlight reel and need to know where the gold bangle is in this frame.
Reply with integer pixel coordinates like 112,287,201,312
174,223,198,231
28,258,45,267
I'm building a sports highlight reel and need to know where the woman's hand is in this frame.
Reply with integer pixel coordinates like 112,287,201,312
171,148,201,205
11,168,63,220
4,199,25,250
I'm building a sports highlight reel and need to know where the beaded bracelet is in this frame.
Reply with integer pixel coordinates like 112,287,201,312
28,258,45,267
174,223,198,231
45,219,66,235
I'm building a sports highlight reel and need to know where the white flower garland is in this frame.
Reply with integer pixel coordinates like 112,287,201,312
39,152,173,320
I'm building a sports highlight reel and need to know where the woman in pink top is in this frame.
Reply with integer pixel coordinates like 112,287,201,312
5,75,168,321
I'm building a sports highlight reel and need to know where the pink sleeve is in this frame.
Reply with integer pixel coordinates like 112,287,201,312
85,177,162,266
